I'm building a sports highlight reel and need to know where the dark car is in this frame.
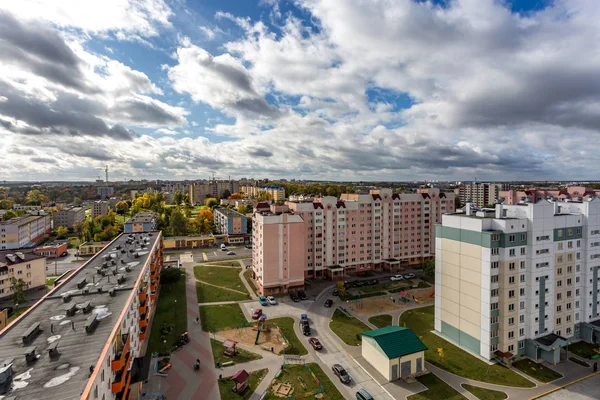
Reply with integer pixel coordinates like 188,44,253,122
290,292,300,302
324,299,333,308
298,291,308,300
369,279,378,285
332,289,339,296
61,251,69,257
332,364,351,384
302,323,311,336
308,338,322,350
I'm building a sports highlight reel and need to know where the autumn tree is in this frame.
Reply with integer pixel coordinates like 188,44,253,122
221,189,231,199
204,198,218,208
56,226,69,238
169,208,187,236
26,189,46,205
1,210,17,221
174,190,183,205
115,201,129,215
0,199,14,209
197,209,214,234
256,191,272,202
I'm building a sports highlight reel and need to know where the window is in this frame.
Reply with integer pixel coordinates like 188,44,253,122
491,248,499,255
557,293,562,300
520,274,526,283
556,317,562,325
520,288,525,296
491,261,499,269
508,317,515,325
557,305,562,312
508,344,515,352
509,262,515,270
558,242,563,250
509,290,515,298
509,248,516,257
508,331,515,339
491,302,499,311
509,276,515,284
491,275,499,283
491,289,499,297
519,328,525,337
557,280,562,287
509,234,516,242
520,314,525,323
520,261,526,269
508,304,515,312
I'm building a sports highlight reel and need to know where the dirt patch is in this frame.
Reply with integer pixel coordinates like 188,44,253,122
218,325,288,354
346,287,434,316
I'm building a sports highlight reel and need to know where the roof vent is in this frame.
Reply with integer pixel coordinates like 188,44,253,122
109,288,116,297
15,252,26,261
62,293,72,303
5,254,15,263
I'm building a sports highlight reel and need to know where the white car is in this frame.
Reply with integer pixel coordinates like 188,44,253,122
390,275,404,281
267,296,277,305
404,273,416,279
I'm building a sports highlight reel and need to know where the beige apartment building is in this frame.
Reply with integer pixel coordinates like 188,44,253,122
0,251,46,300
189,180,240,205
54,206,86,230
457,182,508,208
0,212,52,250
241,185,285,201
92,200,109,219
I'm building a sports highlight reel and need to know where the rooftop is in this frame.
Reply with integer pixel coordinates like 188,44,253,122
0,231,162,400
361,326,427,359
214,208,246,218
0,214,47,226
124,212,158,224
35,241,69,250
0,251,44,267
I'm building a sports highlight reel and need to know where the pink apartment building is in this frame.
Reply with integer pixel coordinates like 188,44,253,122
499,186,600,205
251,188,455,295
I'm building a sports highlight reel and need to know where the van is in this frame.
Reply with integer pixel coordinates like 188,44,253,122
220,243,227,250
356,389,374,400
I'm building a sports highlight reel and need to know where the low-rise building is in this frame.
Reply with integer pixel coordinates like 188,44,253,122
163,235,216,250
92,200,109,219
0,212,52,250
0,250,46,300
12,204,42,211
361,326,427,381
79,241,111,256
54,206,85,230
241,185,285,201
214,208,247,235
34,240,69,259
124,213,158,233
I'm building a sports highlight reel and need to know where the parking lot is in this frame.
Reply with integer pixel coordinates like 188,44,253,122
164,246,252,263
240,295,313,322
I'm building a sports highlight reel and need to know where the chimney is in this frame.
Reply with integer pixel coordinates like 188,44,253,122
495,203,503,219
466,201,472,216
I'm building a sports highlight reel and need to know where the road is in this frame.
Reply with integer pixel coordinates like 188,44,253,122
45,248,84,275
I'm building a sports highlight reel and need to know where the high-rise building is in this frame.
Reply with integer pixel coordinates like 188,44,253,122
252,188,455,295
435,199,600,365
97,186,115,200
0,231,164,400
458,183,508,208
0,212,52,250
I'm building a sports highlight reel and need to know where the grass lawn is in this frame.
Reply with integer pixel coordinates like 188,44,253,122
408,373,467,400
569,357,590,367
196,282,250,303
513,359,562,383
399,306,534,388
368,314,393,328
67,236,81,248
329,309,371,346
200,304,248,332
194,265,247,292
7,306,31,324
204,260,249,267
210,339,262,366
147,274,187,353
267,317,308,355
462,384,507,400
243,269,259,295
568,341,600,359
268,364,344,400
218,368,267,400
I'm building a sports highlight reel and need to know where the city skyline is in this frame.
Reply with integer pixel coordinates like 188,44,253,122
1,1,599,182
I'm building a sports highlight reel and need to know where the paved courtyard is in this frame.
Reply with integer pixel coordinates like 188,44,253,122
540,373,600,399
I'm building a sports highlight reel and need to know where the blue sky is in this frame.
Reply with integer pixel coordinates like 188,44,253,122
2,0,599,182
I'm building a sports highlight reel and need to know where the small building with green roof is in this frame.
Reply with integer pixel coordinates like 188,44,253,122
361,326,427,381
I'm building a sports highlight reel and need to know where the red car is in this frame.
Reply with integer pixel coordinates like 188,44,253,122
308,338,322,350
252,309,263,319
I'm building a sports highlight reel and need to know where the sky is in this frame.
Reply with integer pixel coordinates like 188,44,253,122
0,0,598,182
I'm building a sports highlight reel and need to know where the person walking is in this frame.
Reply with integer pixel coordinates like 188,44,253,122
594,361,598,373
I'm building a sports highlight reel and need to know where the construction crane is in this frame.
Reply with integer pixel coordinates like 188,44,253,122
95,165,109,183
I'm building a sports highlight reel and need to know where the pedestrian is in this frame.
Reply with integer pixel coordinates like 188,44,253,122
271,347,274,353
393,298,396,303
217,361,221,368
195,316,199,324
594,362,598,372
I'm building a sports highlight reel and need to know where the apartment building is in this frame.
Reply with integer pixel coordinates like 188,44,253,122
189,180,240,205
97,186,114,199
54,206,86,230
93,200,109,219
241,185,285,201
0,251,46,300
0,212,52,250
0,231,164,400
252,188,455,294
457,182,508,208
124,213,158,233
499,186,600,205
435,199,600,365
214,208,248,235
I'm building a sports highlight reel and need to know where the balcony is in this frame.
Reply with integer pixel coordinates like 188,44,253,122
139,327,147,341
138,290,147,303
139,302,148,316
112,365,132,394
139,316,148,329
111,334,131,372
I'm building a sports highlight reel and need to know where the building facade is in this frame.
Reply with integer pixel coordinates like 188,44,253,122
0,213,52,250
0,251,46,300
251,188,455,294
92,200,109,219
214,208,248,235
163,235,216,250
34,240,68,259
124,213,158,233
241,185,285,201
458,183,507,208
79,241,111,256
499,186,600,205
54,206,86,230
189,180,240,205
435,199,600,364
97,186,115,199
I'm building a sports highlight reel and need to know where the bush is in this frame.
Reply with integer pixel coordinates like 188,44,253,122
160,267,184,285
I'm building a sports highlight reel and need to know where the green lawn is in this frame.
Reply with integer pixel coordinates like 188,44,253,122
462,384,507,400
194,265,247,292
67,236,81,248
329,309,371,346
200,304,249,332
210,339,262,366
196,282,250,303
243,269,259,295
267,363,344,400
399,306,534,388
267,317,308,356
569,357,590,367
218,368,267,400
147,274,187,353
568,341,600,359
368,314,393,328
204,259,249,267
408,373,467,400
309,363,345,400
513,359,562,383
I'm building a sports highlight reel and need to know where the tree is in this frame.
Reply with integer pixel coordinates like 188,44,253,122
221,189,231,199
26,189,46,205
10,277,27,306
336,281,346,298
169,208,187,236
72,197,82,206
0,199,14,209
257,191,272,202
422,259,435,282
204,197,218,208
174,190,183,205
115,201,129,215
237,205,248,214
56,226,69,238
2,210,17,221
197,209,214,234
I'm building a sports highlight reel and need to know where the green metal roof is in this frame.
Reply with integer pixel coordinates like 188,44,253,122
361,326,427,359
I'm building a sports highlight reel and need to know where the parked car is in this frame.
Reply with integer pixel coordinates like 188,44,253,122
324,299,333,308
308,338,322,350
332,364,351,384
404,273,416,280
258,296,269,306
221,247,228,251
226,251,235,255
290,292,300,302
61,251,69,257
245,244,252,249
298,291,308,300
267,296,277,305
332,289,339,296
369,279,378,285
356,389,374,400
302,323,311,336
300,314,308,323
252,309,263,319
390,275,404,281
220,244,227,249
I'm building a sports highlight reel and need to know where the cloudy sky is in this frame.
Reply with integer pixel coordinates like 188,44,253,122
0,0,598,182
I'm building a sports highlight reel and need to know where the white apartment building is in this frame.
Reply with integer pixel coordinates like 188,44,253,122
0,213,52,250
436,199,600,365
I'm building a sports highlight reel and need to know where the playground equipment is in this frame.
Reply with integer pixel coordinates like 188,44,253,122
155,357,172,376
223,339,238,357
230,369,249,394
253,315,270,345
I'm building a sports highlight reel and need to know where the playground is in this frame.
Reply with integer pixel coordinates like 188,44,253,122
218,320,289,354
346,287,434,316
